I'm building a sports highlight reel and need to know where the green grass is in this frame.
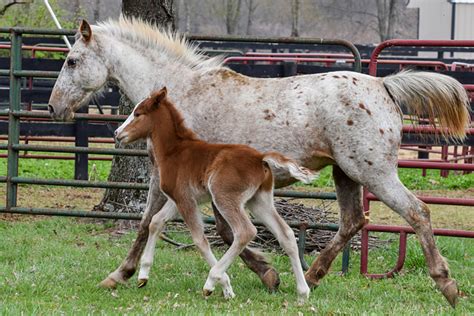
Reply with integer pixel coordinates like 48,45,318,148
0,218,472,314
0,156,112,181
1,157,473,190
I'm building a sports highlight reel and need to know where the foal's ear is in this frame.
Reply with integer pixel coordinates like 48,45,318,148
150,87,168,105
79,20,92,43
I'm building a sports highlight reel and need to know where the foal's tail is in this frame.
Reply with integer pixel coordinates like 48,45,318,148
262,152,318,184
382,70,471,140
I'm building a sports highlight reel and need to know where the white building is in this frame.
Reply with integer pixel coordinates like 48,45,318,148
408,0,474,57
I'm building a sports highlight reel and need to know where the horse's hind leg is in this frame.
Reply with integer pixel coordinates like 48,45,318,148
247,190,310,303
212,203,280,292
367,175,458,307
204,196,257,298
305,166,366,288
176,199,235,299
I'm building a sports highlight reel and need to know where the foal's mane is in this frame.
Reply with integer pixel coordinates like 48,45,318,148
160,98,198,141
95,16,224,71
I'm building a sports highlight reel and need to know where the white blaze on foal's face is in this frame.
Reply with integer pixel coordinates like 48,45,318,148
115,99,146,143
115,88,168,144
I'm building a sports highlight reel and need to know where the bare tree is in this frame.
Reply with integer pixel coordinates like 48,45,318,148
375,0,398,41
93,0,100,22
122,0,174,28
0,0,30,16
322,0,406,42
225,0,242,34
245,0,258,35
291,0,300,37
183,0,192,32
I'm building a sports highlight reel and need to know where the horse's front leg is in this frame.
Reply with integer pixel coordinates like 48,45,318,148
212,203,280,292
100,171,167,288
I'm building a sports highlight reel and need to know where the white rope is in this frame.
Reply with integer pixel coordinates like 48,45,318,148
43,0,72,49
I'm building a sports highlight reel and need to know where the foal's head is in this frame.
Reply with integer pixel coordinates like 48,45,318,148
115,87,168,144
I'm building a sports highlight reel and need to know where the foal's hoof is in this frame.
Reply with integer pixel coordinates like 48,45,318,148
137,279,148,288
262,268,280,293
202,289,213,297
99,277,118,289
304,274,320,289
440,279,458,308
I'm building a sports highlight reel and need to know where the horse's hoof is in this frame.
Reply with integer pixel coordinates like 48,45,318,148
262,268,280,293
304,273,319,289
137,279,148,288
223,287,236,300
99,277,117,289
440,279,458,308
203,289,213,297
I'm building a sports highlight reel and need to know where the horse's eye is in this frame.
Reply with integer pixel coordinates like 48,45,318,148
67,58,77,67
134,112,140,117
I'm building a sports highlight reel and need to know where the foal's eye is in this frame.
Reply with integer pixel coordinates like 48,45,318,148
67,58,77,67
134,112,140,117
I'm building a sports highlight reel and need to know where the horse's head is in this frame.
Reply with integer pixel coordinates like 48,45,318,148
48,20,108,121
115,87,168,144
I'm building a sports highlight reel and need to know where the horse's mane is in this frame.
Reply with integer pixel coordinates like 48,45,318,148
94,16,224,71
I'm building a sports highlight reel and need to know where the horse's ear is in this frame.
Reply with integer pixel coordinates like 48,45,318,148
79,20,92,43
151,87,168,105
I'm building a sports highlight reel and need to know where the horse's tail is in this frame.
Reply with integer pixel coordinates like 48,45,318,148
262,152,317,184
382,70,470,140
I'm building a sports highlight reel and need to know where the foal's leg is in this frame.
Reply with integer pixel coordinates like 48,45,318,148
100,172,167,288
204,196,257,297
305,166,365,288
176,199,235,299
212,203,280,292
137,200,179,286
366,174,458,307
247,190,310,303
100,173,273,290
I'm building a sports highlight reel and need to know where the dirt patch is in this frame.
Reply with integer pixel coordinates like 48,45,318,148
0,185,104,211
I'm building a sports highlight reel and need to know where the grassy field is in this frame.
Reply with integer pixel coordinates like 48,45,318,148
0,217,472,315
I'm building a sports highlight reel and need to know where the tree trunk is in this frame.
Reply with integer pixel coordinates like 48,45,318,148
93,0,100,22
122,0,175,28
225,0,242,35
376,0,397,42
97,0,175,214
245,0,257,35
291,0,299,37
184,0,191,33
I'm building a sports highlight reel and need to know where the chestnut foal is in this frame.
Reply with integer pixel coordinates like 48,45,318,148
115,87,316,302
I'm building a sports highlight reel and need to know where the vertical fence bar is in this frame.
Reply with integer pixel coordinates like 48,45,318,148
6,30,22,210
341,243,350,274
297,224,309,271
74,106,89,180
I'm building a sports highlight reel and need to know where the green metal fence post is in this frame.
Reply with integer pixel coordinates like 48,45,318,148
341,243,350,274
6,30,22,210
298,224,310,271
